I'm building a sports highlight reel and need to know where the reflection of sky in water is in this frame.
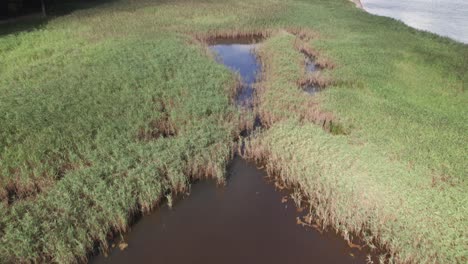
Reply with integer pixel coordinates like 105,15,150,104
306,59,317,73
361,0,468,43
210,44,260,108
304,85,320,95
210,44,259,85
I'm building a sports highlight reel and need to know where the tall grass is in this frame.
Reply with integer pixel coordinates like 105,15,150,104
247,25,466,263
0,33,239,262
0,0,466,262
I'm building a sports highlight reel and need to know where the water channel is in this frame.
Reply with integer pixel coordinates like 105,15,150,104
91,38,372,264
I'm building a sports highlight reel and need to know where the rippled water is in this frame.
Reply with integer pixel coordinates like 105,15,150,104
361,0,468,43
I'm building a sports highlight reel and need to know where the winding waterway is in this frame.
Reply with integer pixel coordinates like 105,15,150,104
91,39,373,264
361,0,468,44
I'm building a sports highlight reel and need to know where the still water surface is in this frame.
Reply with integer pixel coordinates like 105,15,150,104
361,0,468,43
92,157,370,264
210,42,259,108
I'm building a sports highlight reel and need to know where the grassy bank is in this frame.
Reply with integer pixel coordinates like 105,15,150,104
0,20,242,262
0,0,466,263
245,31,467,263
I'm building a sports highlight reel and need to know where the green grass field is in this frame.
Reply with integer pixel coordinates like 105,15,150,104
0,0,466,263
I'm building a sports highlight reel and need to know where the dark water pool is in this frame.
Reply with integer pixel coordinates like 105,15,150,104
304,85,321,95
303,53,321,95
91,158,369,264
306,57,318,73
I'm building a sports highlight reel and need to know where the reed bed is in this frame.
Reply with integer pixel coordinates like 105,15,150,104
0,0,466,263
243,121,467,264
0,34,239,262
254,32,345,134
247,23,466,264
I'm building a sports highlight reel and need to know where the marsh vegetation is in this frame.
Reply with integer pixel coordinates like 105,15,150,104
0,0,466,263
91,157,373,264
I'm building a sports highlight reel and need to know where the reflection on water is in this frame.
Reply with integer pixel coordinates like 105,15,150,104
361,0,468,44
304,57,321,95
210,44,259,86
305,57,317,73
210,43,259,108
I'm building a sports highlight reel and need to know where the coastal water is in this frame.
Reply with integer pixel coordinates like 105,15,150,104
361,0,468,44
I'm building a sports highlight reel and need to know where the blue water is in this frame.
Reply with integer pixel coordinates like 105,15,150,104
210,44,260,108
304,57,321,95
210,44,259,85
361,0,468,44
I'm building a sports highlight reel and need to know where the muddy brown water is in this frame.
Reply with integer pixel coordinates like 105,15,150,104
91,157,370,264
91,39,373,264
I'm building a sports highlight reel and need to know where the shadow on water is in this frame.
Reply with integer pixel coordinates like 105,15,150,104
91,36,374,264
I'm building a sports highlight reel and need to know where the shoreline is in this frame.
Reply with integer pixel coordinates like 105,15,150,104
246,29,467,264
354,0,468,44
349,0,363,9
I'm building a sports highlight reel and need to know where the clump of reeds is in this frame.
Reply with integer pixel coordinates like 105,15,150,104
286,27,320,42
298,72,334,89
0,189,6,206
293,36,336,69
194,29,271,45
137,99,177,141
184,143,233,185
241,125,385,261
